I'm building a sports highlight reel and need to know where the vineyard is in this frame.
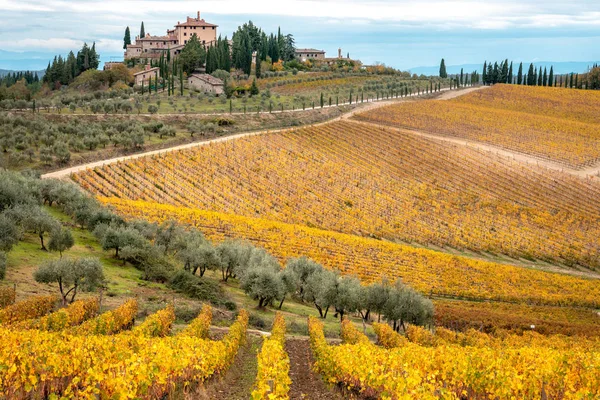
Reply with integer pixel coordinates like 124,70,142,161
0,295,251,399
309,317,600,399
72,121,600,270
96,197,600,309
453,84,600,125
354,85,600,168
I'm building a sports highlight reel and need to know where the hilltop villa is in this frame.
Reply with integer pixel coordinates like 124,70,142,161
125,12,218,60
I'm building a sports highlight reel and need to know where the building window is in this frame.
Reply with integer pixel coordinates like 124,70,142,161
184,33,187,36
212,27,215,30
184,40,187,44
203,27,205,30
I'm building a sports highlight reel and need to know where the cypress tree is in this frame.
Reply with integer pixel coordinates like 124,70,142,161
542,67,548,86
548,66,554,88
439,59,447,78
255,48,261,78
575,73,579,88
493,62,499,84
482,61,487,85
500,60,508,83
537,67,543,86
124,27,131,49
508,61,513,84
460,68,464,86
180,66,184,96
517,62,523,85
527,64,535,85
140,22,145,38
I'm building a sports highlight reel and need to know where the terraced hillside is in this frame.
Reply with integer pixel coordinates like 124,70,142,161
73,121,600,270
353,84,600,168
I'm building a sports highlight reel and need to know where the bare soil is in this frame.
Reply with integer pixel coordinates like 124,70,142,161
286,338,357,400
197,335,261,400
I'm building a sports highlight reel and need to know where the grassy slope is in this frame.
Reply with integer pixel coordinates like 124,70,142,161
1,206,370,336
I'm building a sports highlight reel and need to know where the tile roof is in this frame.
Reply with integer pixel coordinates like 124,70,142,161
177,17,218,27
189,73,224,86
295,48,326,53
133,67,160,76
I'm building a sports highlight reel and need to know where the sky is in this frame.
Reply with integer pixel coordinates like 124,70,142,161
1,0,600,71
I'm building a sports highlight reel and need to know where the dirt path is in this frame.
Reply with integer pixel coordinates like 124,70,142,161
346,118,600,179
41,87,485,180
286,338,347,400
198,335,260,400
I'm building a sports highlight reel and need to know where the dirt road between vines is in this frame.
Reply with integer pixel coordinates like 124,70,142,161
41,87,485,180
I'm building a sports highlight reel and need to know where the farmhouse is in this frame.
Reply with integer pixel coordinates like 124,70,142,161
294,48,326,61
133,65,160,86
125,12,218,60
187,73,224,95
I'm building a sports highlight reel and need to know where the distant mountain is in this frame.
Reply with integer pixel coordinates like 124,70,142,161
408,61,599,76
0,68,45,78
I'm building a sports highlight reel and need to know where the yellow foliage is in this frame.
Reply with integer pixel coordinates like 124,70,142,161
72,298,138,335
0,295,57,325
355,84,600,168
179,303,212,338
340,318,370,345
373,322,407,349
131,304,175,337
0,286,16,308
0,307,249,398
96,198,600,309
251,313,291,400
308,316,600,399
14,298,99,331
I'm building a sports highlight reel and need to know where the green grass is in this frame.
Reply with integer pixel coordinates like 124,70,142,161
2,206,373,339
205,269,375,339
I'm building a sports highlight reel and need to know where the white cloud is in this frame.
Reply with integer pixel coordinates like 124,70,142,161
3,0,600,30
0,0,52,11
0,38,83,50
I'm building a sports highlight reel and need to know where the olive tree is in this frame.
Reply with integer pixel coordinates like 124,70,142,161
23,208,60,251
48,226,75,257
215,240,252,282
0,252,6,280
34,257,105,305
276,267,297,309
239,250,284,309
240,264,284,309
305,269,338,319
331,276,362,321
286,257,322,301
0,214,19,252
99,225,146,258
180,241,221,277
383,281,434,331
155,220,187,255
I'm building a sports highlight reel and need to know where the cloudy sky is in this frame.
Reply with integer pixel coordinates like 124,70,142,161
1,0,599,71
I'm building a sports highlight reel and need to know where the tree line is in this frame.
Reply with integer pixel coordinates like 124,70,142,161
482,60,600,89
43,43,100,89
0,171,433,329
0,71,40,89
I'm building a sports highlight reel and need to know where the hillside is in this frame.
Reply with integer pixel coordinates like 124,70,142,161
74,119,600,270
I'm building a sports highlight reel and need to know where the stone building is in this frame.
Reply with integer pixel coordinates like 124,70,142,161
294,48,326,61
125,12,218,60
187,73,224,95
133,65,160,86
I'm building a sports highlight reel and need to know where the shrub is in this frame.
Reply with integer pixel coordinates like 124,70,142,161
168,270,226,306
0,253,6,280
